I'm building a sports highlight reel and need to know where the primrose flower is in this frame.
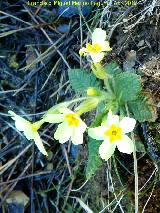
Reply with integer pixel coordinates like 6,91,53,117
8,111,48,156
79,28,112,63
88,110,136,161
44,108,87,145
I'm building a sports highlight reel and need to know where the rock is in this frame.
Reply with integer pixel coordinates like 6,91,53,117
57,24,70,33
6,191,29,213
137,40,145,47
123,50,137,72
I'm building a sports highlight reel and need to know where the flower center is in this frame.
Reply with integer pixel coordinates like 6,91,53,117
86,43,102,53
65,113,79,127
31,124,39,133
104,124,122,143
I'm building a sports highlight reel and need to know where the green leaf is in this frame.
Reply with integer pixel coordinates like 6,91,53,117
86,113,105,179
135,141,146,153
128,95,157,122
86,137,102,180
68,69,99,93
104,61,122,75
112,72,141,103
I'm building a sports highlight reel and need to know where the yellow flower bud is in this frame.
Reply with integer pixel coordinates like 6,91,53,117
87,87,101,96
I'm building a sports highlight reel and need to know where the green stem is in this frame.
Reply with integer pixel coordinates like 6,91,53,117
125,104,138,213
104,76,114,95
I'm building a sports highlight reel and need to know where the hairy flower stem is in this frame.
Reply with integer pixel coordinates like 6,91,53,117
125,104,138,213
104,77,114,95
91,62,114,95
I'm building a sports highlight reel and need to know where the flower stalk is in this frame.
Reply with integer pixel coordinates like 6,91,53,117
125,104,138,213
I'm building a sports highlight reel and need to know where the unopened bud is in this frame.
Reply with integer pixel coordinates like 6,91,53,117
87,87,101,96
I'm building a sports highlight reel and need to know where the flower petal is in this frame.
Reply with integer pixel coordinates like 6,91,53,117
116,135,134,154
58,108,73,114
71,128,84,145
88,126,106,140
8,110,31,132
54,122,71,143
109,115,119,125
101,41,112,52
120,117,136,134
79,47,87,56
90,52,104,63
33,133,48,156
78,119,87,133
99,139,116,161
43,114,64,123
23,128,34,140
92,28,106,44
103,110,119,127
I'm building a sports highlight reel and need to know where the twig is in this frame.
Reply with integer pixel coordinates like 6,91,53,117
142,180,156,213
139,166,158,192
0,144,32,175
0,158,32,207
71,179,88,192
62,146,72,177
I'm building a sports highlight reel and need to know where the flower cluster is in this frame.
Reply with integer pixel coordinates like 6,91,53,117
8,28,137,161
9,107,87,156
9,109,136,160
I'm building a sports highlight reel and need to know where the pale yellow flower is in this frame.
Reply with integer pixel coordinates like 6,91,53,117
44,108,87,145
8,111,48,156
79,28,112,63
88,110,136,161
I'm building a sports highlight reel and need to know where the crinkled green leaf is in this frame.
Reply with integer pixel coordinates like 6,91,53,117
86,137,102,180
128,95,157,122
104,61,122,75
68,69,99,93
86,113,105,179
112,72,141,103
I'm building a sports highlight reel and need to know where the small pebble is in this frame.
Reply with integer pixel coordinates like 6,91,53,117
57,24,70,33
